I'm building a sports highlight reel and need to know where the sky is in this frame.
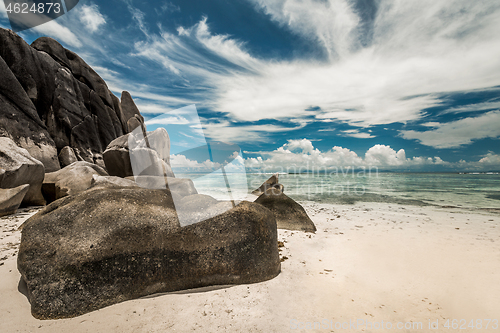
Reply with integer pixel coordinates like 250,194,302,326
1,0,500,172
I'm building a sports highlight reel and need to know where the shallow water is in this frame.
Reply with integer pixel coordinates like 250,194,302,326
177,172,500,209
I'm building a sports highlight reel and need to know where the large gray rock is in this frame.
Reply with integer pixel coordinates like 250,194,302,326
0,137,45,206
0,28,129,169
0,184,30,216
103,129,174,178
31,37,114,108
252,173,284,196
42,161,108,203
58,146,77,168
255,187,316,233
0,43,60,172
18,187,280,319
137,128,171,164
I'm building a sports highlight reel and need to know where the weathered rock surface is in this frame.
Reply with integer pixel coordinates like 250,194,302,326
126,176,197,197
58,146,77,168
177,194,219,212
0,137,45,206
121,91,144,127
0,184,29,216
0,44,60,172
103,129,174,178
90,175,139,189
0,28,146,171
252,173,284,196
255,188,316,233
18,187,280,319
42,161,108,203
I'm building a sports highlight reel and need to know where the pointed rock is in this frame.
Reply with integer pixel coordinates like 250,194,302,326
252,173,284,195
255,187,316,233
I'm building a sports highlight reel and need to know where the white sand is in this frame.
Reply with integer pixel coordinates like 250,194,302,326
1,202,499,332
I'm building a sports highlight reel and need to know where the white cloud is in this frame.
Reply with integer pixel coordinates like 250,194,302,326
79,4,106,33
478,152,500,165
364,145,407,166
341,129,375,139
250,0,360,59
400,111,500,148
244,139,500,172
32,20,82,47
443,100,500,114
171,154,221,173
200,0,498,128
128,5,149,37
245,139,452,171
202,120,308,143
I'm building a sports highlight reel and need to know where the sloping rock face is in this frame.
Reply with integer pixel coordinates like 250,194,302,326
255,188,316,233
42,161,109,203
0,137,45,206
0,184,29,216
18,187,280,319
0,28,145,171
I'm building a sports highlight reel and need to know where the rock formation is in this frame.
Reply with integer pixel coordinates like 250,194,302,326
58,146,78,168
255,187,316,233
103,128,174,178
2,29,283,317
0,184,29,216
42,161,109,203
252,173,284,196
18,187,280,319
0,137,45,206
0,28,145,173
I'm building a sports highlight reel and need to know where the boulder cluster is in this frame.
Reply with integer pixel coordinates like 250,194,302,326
1,28,314,319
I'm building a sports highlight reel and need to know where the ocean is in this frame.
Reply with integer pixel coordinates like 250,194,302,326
177,171,500,210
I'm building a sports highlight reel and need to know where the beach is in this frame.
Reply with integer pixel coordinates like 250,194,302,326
1,202,499,332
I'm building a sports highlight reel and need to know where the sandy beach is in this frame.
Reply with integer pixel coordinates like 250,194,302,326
1,202,499,332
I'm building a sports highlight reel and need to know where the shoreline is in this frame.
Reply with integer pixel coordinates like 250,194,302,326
1,202,499,332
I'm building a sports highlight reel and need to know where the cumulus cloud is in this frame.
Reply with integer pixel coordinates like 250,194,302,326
245,139,455,172
400,111,500,148
171,154,221,173
478,152,500,165
79,4,106,33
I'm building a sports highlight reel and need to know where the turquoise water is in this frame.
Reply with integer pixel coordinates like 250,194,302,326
177,172,500,209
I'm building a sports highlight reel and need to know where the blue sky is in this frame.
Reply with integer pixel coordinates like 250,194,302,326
2,0,500,172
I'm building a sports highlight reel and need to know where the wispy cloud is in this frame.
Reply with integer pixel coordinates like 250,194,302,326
443,100,500,114
31,20,82,47
6,0,500,152
400,111,500,148
79,4,106,33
